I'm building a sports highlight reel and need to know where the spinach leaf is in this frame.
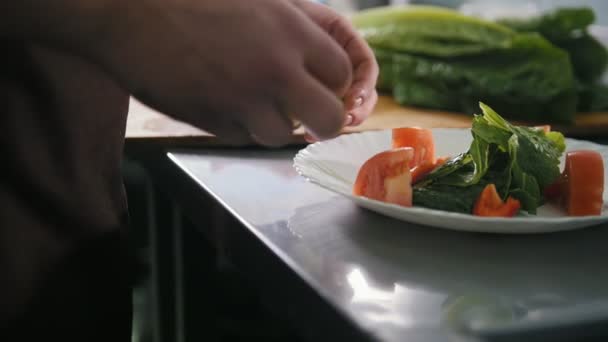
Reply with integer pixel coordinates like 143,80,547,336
471,114,511,150
413,102,565,214
477,103,563,211
468,134,490,184
511,126,563,190
415,153,472,187
412,151,512,213
413,183,486,214
507,134,542,213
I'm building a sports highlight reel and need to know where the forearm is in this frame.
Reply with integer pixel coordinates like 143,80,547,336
0,0,117,51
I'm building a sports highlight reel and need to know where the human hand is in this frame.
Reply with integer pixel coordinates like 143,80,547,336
83,0,355,146
292,0,379,130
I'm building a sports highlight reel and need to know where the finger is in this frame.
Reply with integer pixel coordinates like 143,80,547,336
343,57,379,111
304,110,352,143
339,31,379,114
304,131,317,144
288,2,353,97
283,70,345,140
347,88,377,126
292,0,377,103
202,120,254,147
304,32,353,98
244,109,294,147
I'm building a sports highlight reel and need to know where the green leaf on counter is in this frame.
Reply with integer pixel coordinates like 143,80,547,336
497,7,595,41
356,5,604,122
352,5,515,57
385,32,577,123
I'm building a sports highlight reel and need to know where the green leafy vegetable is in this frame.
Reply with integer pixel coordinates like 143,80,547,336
497,7,608,109
352,5,514,57
579,84,608,112
414,103,565,214
372,46,396,91
555,33,608,84
507,134,543,213
497,7,595,42
389,46,577,122
415,153,472,187
413,183,485,214
393,77,459,110
353,5,607,122
468,135,490,184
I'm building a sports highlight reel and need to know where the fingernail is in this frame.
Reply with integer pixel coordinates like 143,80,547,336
354,96,364,107
344,114,354,126
304,132,317,143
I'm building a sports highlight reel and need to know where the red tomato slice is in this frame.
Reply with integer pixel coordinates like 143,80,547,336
411,157,449,184
473,184,521,217
411,162,438,185
562,151,604,216
353,148,414,207
543,179,563,201
392,127,435,168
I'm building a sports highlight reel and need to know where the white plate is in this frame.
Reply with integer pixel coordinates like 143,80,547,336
293,129,608,234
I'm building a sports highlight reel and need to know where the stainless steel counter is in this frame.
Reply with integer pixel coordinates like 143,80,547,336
158,147,608,342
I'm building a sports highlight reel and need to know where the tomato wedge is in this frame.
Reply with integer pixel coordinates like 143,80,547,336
392,127,435,168
543,180,563,201
473,184,521,217
561,150,604,216
353,148,414,207
411,157,449,184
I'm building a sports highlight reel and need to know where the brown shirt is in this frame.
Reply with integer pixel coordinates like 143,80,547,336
0,40,132,338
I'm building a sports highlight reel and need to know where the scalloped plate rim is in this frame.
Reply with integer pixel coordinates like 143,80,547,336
293,129,608,234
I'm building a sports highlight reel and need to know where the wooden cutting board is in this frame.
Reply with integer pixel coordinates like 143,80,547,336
125,96,608,147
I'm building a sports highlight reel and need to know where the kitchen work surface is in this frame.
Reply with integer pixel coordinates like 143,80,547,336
125,96,608,147
153,147,608,342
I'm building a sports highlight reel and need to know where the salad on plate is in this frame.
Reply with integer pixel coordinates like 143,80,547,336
353,103,605,217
